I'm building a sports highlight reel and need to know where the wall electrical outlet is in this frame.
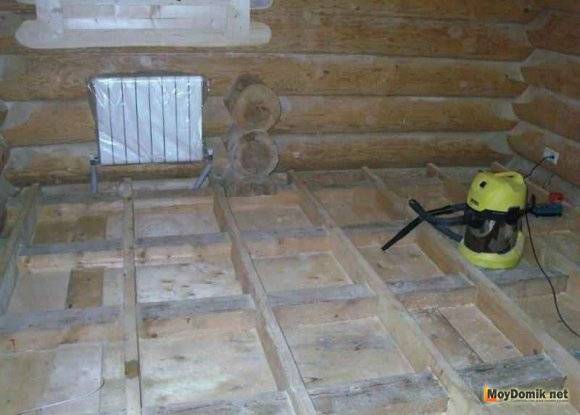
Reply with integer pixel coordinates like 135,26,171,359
543,147,559,164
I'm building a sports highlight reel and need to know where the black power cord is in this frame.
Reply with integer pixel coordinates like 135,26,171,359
522,156,580,337
524,155,553,179
525,213,580,337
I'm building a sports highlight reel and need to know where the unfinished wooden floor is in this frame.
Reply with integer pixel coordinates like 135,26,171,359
0,165,578,414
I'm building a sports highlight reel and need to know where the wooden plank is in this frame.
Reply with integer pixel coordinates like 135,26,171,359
0,97,518,147
212,182,317,414
268,283,373,308
142,390,292,415
387,274,477,309
440,304,522,363
485,263,569,299
65,267,104,309
413,309,483,369
5,132,513,185
0,54,526,101
0,185,38,314
508,122,580,186
308,372,448,414
120,179,142,415
415,225,580,410
361,166,580,411
458,354,565,400
513,87,580,142
1,11,532,60
527,12,580,56
140,294,254,321
289,170,486,414
522,50,580,100
0,305,119,332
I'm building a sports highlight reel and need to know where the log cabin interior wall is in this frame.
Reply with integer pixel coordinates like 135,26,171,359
0,0,578,188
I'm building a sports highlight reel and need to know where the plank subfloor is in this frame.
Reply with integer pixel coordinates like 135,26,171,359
2,168,578,415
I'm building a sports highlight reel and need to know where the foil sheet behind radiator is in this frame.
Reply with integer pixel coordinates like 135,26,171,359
90,75,206,166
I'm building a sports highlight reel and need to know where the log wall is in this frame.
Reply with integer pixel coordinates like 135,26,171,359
509,4,580,186
0,0,575,185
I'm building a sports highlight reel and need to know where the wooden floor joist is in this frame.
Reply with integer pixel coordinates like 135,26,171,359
364,164,580,410
0,169,578,414
121,179,143,414
211,181,318,414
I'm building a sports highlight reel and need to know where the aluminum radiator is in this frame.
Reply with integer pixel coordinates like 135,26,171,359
90,74,206,166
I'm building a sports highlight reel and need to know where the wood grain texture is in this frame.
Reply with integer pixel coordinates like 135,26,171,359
527,12,580,56
522,50,580,100
4,132,512,185
0,11,532,60
0,97,517,147
0,0,541,22
508,122,580,186
513,87,580,142
0,54,527,101
276,132,512,171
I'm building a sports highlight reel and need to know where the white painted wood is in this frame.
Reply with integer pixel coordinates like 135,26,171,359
16,0,271,49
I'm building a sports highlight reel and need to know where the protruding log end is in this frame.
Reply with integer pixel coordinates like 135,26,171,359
224,75,281,131
227,128,279,178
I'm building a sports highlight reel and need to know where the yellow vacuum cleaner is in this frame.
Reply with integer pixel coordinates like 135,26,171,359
382,170,562,270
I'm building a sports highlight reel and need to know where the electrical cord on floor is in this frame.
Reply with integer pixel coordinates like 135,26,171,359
524,155,552,179
525,212,580,338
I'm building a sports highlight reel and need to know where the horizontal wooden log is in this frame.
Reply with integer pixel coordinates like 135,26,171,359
541,0,580,13
0,10,532,60
0,97,518,147
5,132,514,185
522,50,580,100
0,54,527,101
527,12,580,56
508,122,580,186
2,0,541,22
513,87,580,142
276,132,513,171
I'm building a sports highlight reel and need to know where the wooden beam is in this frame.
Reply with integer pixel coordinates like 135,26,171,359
140,294,255,321
0,54,526,101
1,11,532,60
211,182,317,414
527,12,580,56
0,305,119,333
308,372,448,414
458,354,565,400
120,179,143,415
508,122,580,186
288,170,486,414
387,274,477,309
1,0,541,22
522,50,580,100
268,283,373,309
0,97,518,147
513,87,580,143
363,166,580,410
4,132,513,186
416,225,580,410
142,391,292,415
0,184,38,313
276,132,513,172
